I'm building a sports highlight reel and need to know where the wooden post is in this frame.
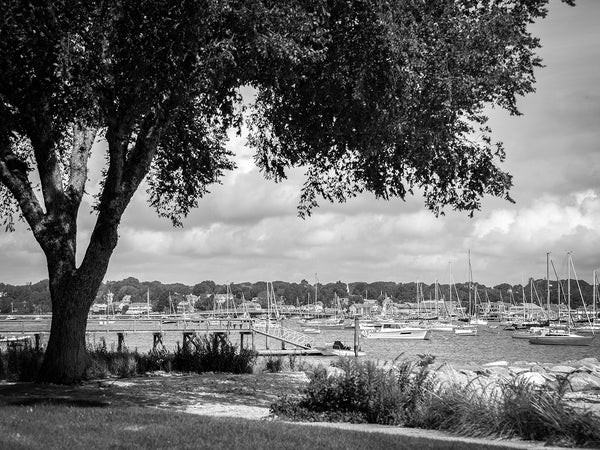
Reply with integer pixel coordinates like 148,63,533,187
183,332,193,351
354,316,360,357
153,332,163,350
117,332,125,352
34,333,41,351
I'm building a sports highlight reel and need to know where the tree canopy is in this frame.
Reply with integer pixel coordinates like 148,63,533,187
0,0,573,383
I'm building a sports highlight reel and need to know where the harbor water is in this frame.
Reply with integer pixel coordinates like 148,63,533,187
85,319,600,368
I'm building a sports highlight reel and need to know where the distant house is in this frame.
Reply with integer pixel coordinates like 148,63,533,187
177,300,195,314
91,303,108,314
239,301,262,312
117,295,132,313
349,299,380,316
125,302,152,315
507,302,545,319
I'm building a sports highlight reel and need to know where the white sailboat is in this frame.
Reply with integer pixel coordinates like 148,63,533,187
529,253,594,346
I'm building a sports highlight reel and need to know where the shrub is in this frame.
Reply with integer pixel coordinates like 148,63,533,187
136,348,173,373
264,356,284,373
171,334,257,374
407,369,600,447
271,355,437,425
4,341,44,381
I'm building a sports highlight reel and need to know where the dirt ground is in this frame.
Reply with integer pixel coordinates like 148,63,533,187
0,371,310,419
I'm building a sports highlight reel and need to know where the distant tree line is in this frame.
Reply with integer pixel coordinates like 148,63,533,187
1,277,597,314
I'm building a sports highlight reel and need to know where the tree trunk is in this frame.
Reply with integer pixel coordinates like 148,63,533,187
37,284,94,383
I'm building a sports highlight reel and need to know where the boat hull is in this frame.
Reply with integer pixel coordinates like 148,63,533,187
529,335,594,346
364,329,431,340
454,328,477,336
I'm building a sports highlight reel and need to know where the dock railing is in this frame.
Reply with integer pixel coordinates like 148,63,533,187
251,322,314,349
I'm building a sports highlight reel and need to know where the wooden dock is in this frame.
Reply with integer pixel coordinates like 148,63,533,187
0,316,325,354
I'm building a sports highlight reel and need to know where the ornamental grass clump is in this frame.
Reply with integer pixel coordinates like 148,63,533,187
407,371,600,447
271,354,437,425
171,334,257,374
2,341,44,381
194,334,257,374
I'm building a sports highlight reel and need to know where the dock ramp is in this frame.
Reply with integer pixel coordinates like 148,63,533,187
252,322,313,349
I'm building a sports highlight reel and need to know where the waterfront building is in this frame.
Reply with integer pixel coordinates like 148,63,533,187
125,302,152,315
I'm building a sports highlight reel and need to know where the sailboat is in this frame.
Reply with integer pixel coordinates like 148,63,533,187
454,251,479,335
529,253,594,346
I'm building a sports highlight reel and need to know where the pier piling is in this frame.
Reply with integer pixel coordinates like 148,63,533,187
117,332,125,352
153,332,163,350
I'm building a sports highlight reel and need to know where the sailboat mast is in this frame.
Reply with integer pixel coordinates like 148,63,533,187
568,252,572,330
468,250,472,318
546,252,551,317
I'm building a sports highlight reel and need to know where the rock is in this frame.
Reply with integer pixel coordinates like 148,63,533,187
435,367,471,387
508,366,530,375
548,365,577,375
325,366,345,378
577,357,599,366
565,372,600,392
514,371,547,387
529,364,547,374
512,360,533,367
488,366,511,377
483,360,508,367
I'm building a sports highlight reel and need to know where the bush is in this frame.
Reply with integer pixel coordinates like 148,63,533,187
264,356,284,373
271,355,436,425
136,348,173,373
4,341,44,381
1,333,258,381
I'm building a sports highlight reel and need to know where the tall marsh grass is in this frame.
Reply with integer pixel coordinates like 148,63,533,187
0,341,44,381
0,333,258,381
271,356,600,447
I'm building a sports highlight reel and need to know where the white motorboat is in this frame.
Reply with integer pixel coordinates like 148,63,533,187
362,322,431,340
454,326,477,336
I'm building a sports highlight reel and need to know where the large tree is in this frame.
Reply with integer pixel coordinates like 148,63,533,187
0,0,571,383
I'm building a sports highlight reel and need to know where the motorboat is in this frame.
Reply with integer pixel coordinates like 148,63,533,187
362,322,431,340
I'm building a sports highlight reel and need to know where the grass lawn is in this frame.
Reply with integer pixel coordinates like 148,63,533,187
0,405,519,450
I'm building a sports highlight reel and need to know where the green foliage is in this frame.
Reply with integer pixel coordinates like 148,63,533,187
412,375,600,447
271,355,436,425
264,356,284,373
0,0,575,384
3,341,44,381
273,355,600,447
170,334,257,374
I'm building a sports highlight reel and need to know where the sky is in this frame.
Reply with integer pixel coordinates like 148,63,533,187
1,1,599,288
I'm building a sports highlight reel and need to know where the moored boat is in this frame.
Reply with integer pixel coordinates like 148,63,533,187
454,326,477,336
362,322,431,340
529,328,594,346
302,327,321,334
529,253,595,347
316,340,366,357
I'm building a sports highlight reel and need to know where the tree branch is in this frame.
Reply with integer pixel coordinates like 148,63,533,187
29,131,65,216
0,145,45,237
66,123,96,207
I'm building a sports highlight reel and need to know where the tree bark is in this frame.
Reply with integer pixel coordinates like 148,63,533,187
37,288,92,384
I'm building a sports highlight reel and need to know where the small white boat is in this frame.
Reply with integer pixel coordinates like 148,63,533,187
362,322,431,340
303,327,321,334
317,341,366,357
454,327,477,336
